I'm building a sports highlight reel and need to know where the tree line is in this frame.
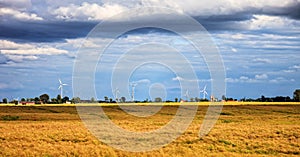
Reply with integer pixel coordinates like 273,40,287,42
0,94,81,105
226,89,300,102
1,89,300,104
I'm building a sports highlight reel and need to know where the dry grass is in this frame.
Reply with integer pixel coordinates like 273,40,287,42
0,104,299,156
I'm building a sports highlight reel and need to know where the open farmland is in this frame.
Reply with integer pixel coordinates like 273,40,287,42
0,104,299,156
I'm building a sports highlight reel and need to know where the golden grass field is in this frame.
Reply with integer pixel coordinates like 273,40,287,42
0,103,299,156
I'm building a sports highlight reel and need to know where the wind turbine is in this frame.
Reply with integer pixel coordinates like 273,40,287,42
184,89,189,102
200,85,208,99
58,79,67,98
114,87,120,102
130,82,137,102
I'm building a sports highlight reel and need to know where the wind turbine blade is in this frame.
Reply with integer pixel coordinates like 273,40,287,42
204,91,208,95
62,83,67,86
59,79,62,84
203,85,207,91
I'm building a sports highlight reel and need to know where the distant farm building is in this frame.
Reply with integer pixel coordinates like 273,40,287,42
20,101,35,105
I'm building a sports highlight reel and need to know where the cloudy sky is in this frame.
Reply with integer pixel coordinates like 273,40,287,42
0,0,300,101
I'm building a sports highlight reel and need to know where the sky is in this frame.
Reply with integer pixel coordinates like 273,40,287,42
0,0,300,101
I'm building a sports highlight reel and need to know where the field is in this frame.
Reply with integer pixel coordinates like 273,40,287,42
0,103,299,156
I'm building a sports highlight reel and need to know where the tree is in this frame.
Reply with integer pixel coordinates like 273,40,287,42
90,97,96,103
62,96,70,103
222,95,226,101
154,97,162,102
57,95,62,104
240,97,246,102
104,96,109,102
120,97,126,103
13,100,18,105
34,97,40,104
294,89,300,102
143,98,149,103
2,98,7,104
190,97,195,102
261,95,266,102
21,98,26,102
51,98,57,103
286,96,291,102
40,94,50,104
175,98,178,102
71,97,81,104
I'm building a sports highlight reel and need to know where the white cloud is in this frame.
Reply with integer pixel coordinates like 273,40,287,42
141,0,299,17
172,76,184,81
135,79,151,84
216,32,299,43
282,64,300,73
283,69,294,73
0,40,69,63
261,33,298,40
242,15,300,30
227,74,295,84
252,58,272,64
0,40,34,50
1,47,68,56
52,2,128,21
269,77,295,83
292,65,300,69
0,8,43,21
230,47,237,52
255,74,268,79
5,55,39,62
226,76,256,83
0,40,68,56
240,76,249,80
0,52,10,64
226,74,268,83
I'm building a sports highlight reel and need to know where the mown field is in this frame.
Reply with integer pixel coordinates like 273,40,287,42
0,104,299,156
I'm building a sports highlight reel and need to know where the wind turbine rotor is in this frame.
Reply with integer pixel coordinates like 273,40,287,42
203,85,207,91
200,85,208,99
58,79,67,98
184,89,190,101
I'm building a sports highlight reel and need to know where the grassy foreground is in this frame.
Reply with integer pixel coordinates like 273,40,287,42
0,104,299,156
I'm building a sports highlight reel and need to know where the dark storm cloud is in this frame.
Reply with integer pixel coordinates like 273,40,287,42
191,2,300,29
198,2,300,21
0,0,31,9
1,1,299,42
0,20,97,42
260,2,300,20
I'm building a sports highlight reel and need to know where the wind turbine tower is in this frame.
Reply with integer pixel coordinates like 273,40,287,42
130,83,137,102
58,79,67,98
184,90,190,102
114,88,120,102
